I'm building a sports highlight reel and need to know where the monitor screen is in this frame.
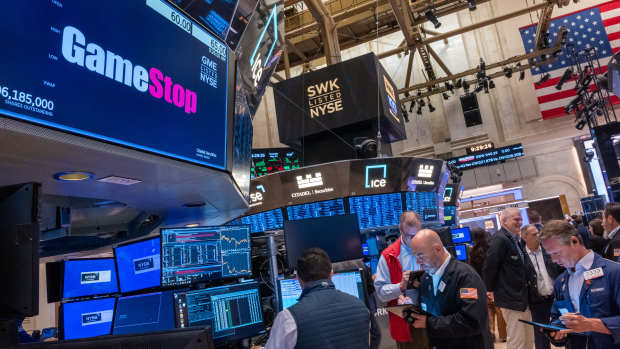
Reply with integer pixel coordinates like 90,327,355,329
451,227,472,244
113,291,175,335
286,199,346,221
170,0,239,41
454,244,468,261
0,0,231,170
278,270,366,309
174,282,265,342
284,214,362,268
161,225,252,286
365,237,380,256
62,297,116,340
232,209,284,234
63,259,119,299
251,148,301,179
405,192,439,222
114,237,161,293
444,205,456,226
348,193,403,230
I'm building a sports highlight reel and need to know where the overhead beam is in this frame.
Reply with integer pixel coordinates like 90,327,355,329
426,44,453,78
304,0,342,65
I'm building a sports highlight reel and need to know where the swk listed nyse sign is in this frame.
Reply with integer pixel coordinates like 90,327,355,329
307,78,343,118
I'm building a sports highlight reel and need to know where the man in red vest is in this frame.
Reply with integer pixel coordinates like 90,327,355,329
374,211,429,349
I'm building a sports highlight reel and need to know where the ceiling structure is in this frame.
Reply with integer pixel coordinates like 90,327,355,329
278,0,577,101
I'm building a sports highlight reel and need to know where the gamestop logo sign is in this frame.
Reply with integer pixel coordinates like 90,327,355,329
61,26,197,114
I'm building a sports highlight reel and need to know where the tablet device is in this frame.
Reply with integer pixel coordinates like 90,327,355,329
518,319,566,332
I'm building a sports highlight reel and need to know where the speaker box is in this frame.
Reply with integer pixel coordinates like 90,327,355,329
460,93,482,127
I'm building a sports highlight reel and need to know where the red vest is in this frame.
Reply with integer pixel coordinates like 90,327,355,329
381,238,412,343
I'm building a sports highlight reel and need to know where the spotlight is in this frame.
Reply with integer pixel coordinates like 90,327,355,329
424,8,441,29
467,0,477,11
442,92,449,100
474,84,483,93
455,79,463,88
556,68,573,90
428,100,436,112
537,73,551,85
417,105,423,115
584,149,595,163
575,118,587,130
489,79,495,89
409,100,415,112
503,67,513,78
483,79,489,94
517,63,525,80
445,82,454,94
401,104,410,123
417,89,422,97
462,80,470,91
419,98,426,107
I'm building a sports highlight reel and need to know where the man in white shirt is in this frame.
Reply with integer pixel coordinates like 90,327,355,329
602,203,620,261
521,224,563,349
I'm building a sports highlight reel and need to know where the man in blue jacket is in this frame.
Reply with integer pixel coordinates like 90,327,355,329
540,219,620,349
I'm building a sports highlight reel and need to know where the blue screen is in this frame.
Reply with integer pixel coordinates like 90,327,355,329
455,244,468,261
113,291,175,335
366,237,380,256
349,193,403,229
62,298,116,340
174,282,265,341
63,259,118,299
115,237,161,293
0,0,230,169
232,209,283,234
405,192,439,222
444,205,456,225
278,271,365,309
451,227,472,244
161,226,251,286
286,199,346,220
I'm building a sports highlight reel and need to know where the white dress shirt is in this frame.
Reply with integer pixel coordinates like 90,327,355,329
430,254,451,296
567,251,595,313
525,245,555,296
263,309,297,349
374,237,421,303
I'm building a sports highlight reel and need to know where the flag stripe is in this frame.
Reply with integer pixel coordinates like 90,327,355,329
600,1,620,14
537,84,598,104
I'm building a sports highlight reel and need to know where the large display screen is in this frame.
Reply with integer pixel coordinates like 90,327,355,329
114,237,161,293
113,291,175,335
349,193,403,230
447,144,524,171
174,282,265,342
286,199,346,221
63,259,119,299
405,191,439,223
0,0,231,169
251,148,301,179
161,225,251,286
62,298,116,340
170,0,239,41
229,208,284,234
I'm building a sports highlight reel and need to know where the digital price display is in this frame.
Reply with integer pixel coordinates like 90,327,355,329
405,192,439,222
251,148,301,179
0,0,231,169
170,0,239,41
349,193,403,230
286,199,346,220
447,144,524,170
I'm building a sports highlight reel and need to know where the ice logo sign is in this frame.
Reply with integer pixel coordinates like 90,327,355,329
365,164,387,188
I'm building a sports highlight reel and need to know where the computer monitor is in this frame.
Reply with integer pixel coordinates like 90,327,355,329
451,227,472,244
348,193,403,229
114,236,161,293
62,259,119,299
113,291,175,335
286,199,346,221
277,269,367,310
173,282,265,342
365,237,380,256
284,214,363,268
454,244,468,261
61,297,116,340
161,225,252,287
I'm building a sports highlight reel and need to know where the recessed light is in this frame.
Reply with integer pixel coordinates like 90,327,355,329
54,171,93,181
185,223,199,228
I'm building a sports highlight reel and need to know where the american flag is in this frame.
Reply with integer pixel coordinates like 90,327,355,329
519,1,620,120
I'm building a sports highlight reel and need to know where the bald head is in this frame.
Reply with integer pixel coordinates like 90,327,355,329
501,207,523,235
410,229,449,273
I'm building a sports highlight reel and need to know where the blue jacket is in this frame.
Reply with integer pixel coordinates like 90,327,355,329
550,253,620,348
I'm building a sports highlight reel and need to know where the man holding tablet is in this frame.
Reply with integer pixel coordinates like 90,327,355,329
540,220,620,349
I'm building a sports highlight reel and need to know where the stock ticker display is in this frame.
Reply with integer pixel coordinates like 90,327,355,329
229,208,284,234
447,143,524,170
174,282,264,341
160,226,251,286
170,0,238,41
349,193,403,230
251,148,301,179
405,191,440,222
286,199,346,221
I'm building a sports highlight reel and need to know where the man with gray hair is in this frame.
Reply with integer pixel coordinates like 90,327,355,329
541,220,620,349
483,207,533,349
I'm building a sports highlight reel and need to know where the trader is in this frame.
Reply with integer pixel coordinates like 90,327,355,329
408,229,492,349
602,203,620,261
541,220,620,349
483,207,533,349
374,211,429,349
257,248,371,349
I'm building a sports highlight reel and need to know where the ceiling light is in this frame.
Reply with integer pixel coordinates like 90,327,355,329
185,223,199,228
53,171,93,182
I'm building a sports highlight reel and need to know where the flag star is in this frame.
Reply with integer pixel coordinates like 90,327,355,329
562,60,566,64
551,23,555,27
580,25,584,29
593,21,598,25
548,64,553,68
603,50,608,54
591,37,595,41
585,19,590,23
528,39,532,43
571,22,576,26
600,40,604,44
583,34,588,39
554,33,558,36
564,19,568,23
570,38,574,42
578,41,582,45
590,11,595,16
525,30,529,34
577,15,582,20
575,31,579,36
596,30,601,35
586,44,591,48
588,28,592,32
